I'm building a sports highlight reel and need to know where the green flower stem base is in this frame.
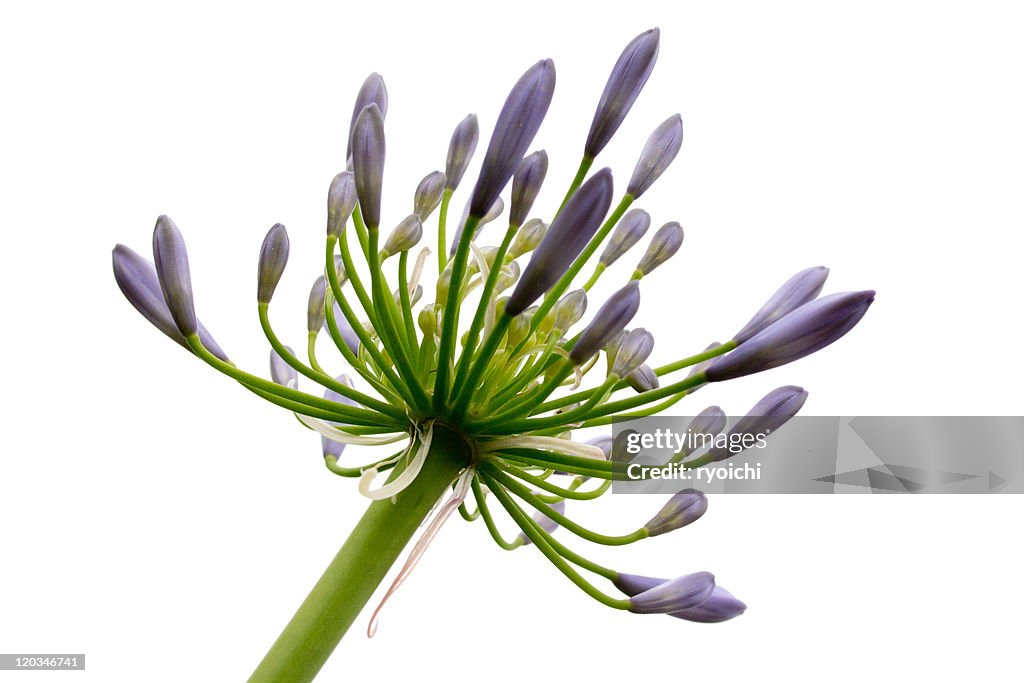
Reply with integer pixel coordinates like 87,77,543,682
248,425,473,683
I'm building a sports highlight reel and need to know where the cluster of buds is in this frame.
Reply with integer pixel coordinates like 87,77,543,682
113,28,873,629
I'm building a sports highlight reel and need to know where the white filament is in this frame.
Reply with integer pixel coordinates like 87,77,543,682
295,413,408,446
409,247,431,294
478,436,606,460
367,468,475,637
358,421,434,500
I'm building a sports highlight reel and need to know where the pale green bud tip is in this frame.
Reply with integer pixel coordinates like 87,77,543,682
611,328,655,378
382,214,424,258
414,170,446,220
644,489,708,537
257,223,290,304
552,289,588,331
151,215,198,336
327,171,357,238
636,222,683,276
508,218,547,259
628,114,683,197
307,276,327,333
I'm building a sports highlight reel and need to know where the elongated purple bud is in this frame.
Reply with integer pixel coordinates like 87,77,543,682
516,501,565,546
445,114,479,191
382,214,423,258
346,73,388,160
351,103,386,229
510,150,548,227
269,347,297,387
614,574,745,622
257,223,290,304
626,571,716,614
307,276,327,333
704,386,808,462
610,327,654,377
733,266,830,343
506,168,614,316
599,208,651,267
676,406,728,459
585,28,660,158
569,281,640,365
706,291,875,381
152,215,198,337
644,489,708,537
626,364,659,392
329,301,361,355
413,170,446,221
628,114,683,197
327,171,357,239
322,374,358,458
469,59,555,218
508,218,547,259
636,221,683,276
112,244,228,361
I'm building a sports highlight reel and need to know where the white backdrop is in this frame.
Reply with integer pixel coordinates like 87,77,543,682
2,1,1023,681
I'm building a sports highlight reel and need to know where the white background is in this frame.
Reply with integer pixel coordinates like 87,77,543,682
2,1,1023,681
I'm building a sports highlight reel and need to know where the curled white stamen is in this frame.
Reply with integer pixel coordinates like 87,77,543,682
409,246,431,294
478,436,606,460
296,413,408,446
368,467,474,637
359,421,434,500
469,242,490,280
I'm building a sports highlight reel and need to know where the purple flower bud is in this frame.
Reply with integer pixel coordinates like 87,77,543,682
733,266,830,343
413,170,446,221
625,571,716,614
327,171,357,239
636,222,683,276
329,301,361,356
705,386,808,462
627,114,683,197
644,489,708,537
508,218,547,259
506,168,614,316
610,328,654,378
269,347,297,387
445,114,479,191
599,208,651,267
585,28,660,158
552,289,588,332
332,255,348,287
569,281,641,365
706,291,875,381
322,375,358,458
510,150,548,227
614,574,745,622
382,214,423,258
469,59,555,218
257,223,290,304
680,406,728,457
152,215,197,337
346,73,388,161
516,501,565,545
112,244,228,361
307,276,327,333
626,363,659,392
351,103,386,229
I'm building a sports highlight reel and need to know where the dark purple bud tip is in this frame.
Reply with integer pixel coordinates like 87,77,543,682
506,168,614,316
706,290,875,381
327,171,357,238
469,59,556,218
600,208,651,267
644,489,708,537
585,28,660,158
627,114,683,198
257,223,290,304
152,215,198,337
510,150,549,227
112,243,228,361
734,266,829,343
626,571,716,614
346,73,388,160
351,103,386,230
445,114,479,191
569,280,641,365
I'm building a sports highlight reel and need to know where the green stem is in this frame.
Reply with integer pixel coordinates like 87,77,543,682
248,425,473,683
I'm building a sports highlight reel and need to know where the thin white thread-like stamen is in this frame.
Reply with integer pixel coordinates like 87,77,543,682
478,436,606,460
367,468,474,637
409,247,431,294
359,421,434,500
295,413,408,446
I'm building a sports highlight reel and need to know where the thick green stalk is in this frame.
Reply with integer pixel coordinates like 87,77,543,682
248,426,473,683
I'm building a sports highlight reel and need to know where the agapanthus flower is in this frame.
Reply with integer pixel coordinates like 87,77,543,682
112,28,874,683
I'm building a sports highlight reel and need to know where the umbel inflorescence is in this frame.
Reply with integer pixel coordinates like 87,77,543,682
113,27,873,665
